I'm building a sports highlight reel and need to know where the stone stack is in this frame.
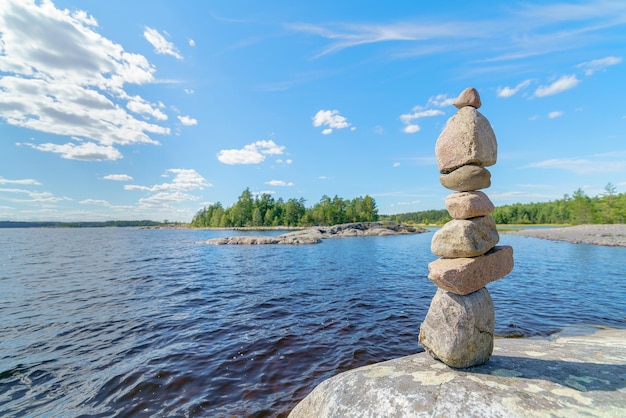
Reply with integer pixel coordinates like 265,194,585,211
418,87,514,369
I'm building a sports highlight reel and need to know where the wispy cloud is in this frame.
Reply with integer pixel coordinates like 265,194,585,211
312,110,353,135
576,56,622,76
288,1,626,68
534,75,580,97
217,140,286,165
143,27,183,59
0,188,71,203
497,80,532,98
22,142,123,161
548,111,564,119
265,180,294,187
103,174,133,182
0,177,42,186
526,156,626,175
287,20,481,59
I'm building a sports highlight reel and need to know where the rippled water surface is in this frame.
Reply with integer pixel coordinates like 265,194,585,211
1,227,625,416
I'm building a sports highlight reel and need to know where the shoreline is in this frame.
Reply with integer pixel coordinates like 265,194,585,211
508,224,626,247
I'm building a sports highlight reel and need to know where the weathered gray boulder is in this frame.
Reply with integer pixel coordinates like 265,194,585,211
428,246,514,295
435,106,497,174
289,327,626,417
431,215,499,258
453,87,481,109
446,191,494,219
419,288,494,369
440,165,491,191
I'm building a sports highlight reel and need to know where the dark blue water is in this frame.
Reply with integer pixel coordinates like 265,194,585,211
1,228,624,417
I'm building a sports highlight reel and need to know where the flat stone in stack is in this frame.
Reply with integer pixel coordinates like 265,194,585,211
428,246,513,295
431,215,499,258
445,191,494,219
440,165,491,191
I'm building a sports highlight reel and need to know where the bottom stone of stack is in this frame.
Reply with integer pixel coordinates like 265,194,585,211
418,287,494,368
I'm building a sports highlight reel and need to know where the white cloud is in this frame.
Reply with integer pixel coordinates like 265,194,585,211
393,162,401,168
265,180,294,187
217,140,285,165
0,1,170,160
125,169,211,192
184,89,194,94
312,109,352,134
138,191,199,207
24,142,123,161
400,100,445,134
143,27,183,59
188,38,196,47
127,96,167,121
104,174,133,181
276,159,293,165
548,111,564,119
0,177,42,185
534,75,580,97
497,80,532,98
178,115,198,126
576,56,622,76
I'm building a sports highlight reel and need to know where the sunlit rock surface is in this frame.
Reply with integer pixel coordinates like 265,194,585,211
290,327,626,418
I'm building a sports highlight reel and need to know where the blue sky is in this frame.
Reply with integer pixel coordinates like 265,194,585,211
1,0,625,222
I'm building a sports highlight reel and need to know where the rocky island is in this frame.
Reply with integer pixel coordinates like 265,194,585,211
200,221,428,245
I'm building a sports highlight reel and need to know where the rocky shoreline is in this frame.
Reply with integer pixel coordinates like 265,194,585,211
509,224,626,247
200,222,428,245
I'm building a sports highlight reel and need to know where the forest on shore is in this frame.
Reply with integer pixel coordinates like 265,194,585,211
191,188,378,228
191,184,626,228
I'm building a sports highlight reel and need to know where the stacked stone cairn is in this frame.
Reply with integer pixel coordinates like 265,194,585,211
418,87,514,369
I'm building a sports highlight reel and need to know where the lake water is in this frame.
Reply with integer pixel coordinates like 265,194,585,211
1,227,625,417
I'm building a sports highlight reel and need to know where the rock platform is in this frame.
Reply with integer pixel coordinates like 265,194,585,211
289,327,626,417
201,222,428,245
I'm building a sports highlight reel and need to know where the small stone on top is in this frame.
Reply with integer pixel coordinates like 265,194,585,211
453,87,481,109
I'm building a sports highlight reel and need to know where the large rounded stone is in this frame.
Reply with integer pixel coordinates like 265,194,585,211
445,191,494,219
440,165,491,191
453,87,481,109
431,215,499,258
428,246,514,295
418,288,494,369
435,106,497,174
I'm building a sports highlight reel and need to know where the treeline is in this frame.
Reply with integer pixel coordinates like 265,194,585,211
386,184,626,226
492,185,626,225
380,209,452,225
0,220,163,228
191,188,378,227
